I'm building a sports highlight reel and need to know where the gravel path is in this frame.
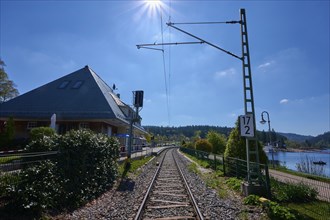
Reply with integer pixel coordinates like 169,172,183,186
53,148,266,219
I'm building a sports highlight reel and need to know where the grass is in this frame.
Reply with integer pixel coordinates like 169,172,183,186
184,152,236,199
287,201,330,220
118,156,153,178
0,156,20,164
181,150,330,220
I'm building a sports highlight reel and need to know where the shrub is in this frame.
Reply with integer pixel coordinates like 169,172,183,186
225,119,267,164
195,139,212,153
56,129,119,208
11,160,62,213
207,131,226,154
9,129,120,213
264,201,296,220
225,177,242,191
26,135,58,152
184,142,195,149
271,179,318,203
30,127,55,141
0,117,15,150
243,194,261,205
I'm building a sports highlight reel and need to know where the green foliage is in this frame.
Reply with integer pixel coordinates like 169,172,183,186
26,127,57,152
225,119,267,164
11,160,62,213
244,195,296,219
30,127,55,141
225,177,242,191
207,130,226,154
184,142,195,149
271,179,318,203
26,136,58,152
264,201,296,220
287,201,330,220
56,129,119,208
195,139,212,153
0,117,15,149
9,129,120,213
181,139,186,146
0,59,19,103
243,194,261,205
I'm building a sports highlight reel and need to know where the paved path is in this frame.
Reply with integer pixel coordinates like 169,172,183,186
269,169,330,202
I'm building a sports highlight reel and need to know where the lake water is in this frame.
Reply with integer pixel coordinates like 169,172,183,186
266,149,330,177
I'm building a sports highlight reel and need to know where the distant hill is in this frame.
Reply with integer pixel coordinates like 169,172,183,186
144,125,232,139
309,132,330,148
143,125,329,148
278,132,314,142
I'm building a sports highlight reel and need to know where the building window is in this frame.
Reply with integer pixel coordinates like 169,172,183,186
58,81,70,89
72,81,84,89
79,123,89,129
27,122,38,130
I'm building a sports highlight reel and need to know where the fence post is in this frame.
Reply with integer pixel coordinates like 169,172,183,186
264,164,272,199
214,154,217,170
223,155,226,176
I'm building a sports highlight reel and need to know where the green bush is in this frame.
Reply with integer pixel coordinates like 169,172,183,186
56,129,119,208
243,194,261,205
11,160,62,213
195,139,212,153
30,127,55,141
225,119,267,164
271,179,318,203
10,129,120,213
243,195,296,219
0,117,15,150
26,135,58,152
264,201,296,220
225,177,242,191
207,131,226,154
184,142,195,149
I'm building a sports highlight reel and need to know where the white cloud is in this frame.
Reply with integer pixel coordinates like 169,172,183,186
280,99,289,104
257,60,275,70
214,68,236,79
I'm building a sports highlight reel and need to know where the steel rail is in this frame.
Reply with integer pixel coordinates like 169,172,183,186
134,150,168,220
134,148,204,220
172,150,204,220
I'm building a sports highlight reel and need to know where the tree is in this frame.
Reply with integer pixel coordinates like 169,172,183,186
225,119,267,164
195,139,212,153
207,130,226,154
0,59,19,103
0,117,15,150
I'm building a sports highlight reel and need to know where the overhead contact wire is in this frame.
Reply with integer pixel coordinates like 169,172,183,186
160,12,170,126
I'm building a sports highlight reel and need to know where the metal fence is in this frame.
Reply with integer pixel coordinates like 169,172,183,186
180,147,330,204
269,169,330,202
180,147,271,199
0,151,58,173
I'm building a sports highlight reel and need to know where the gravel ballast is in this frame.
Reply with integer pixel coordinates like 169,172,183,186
54,149,265,219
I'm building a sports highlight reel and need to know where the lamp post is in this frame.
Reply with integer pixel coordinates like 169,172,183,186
260,111,274,167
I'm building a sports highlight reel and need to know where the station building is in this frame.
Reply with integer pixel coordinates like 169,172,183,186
0,65,147,152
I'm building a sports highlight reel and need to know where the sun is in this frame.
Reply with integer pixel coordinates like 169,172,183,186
145,0,162,8
144,0,164,17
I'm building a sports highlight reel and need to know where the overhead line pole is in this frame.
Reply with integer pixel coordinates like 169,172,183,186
136,9,262,193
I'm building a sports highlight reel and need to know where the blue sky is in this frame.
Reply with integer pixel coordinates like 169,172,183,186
0,0,329,136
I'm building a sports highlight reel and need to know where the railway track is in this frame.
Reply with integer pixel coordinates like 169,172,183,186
134,148,204,220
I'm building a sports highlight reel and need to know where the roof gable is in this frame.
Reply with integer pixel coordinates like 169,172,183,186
0,66,128,121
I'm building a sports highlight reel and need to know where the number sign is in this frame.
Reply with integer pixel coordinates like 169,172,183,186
239,114,255,137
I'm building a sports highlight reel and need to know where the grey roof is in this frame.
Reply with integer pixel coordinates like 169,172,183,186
0,66,129,123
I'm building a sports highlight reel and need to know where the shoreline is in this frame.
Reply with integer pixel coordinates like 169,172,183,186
276,148,330,154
